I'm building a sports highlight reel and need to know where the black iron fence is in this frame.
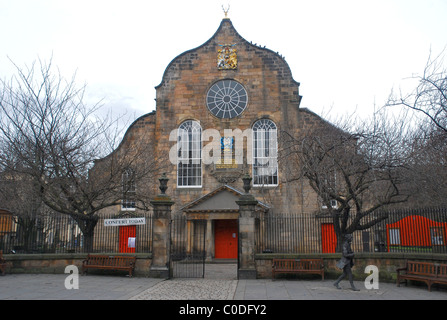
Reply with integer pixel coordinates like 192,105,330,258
256,207,447,254
169,216,207,278
0,212,153,254
2,206,446,256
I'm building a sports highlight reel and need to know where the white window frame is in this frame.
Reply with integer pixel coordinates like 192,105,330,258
322,199,339,209
431,227,445,246
252,119,278,187
389,228,401,246
177,120,202,188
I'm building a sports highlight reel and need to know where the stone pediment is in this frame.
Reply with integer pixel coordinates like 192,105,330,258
181,185,269,213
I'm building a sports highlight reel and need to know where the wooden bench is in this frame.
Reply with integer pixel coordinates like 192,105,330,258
272,258,324,280
0,251,6,276
82,254,136,277
397,260,447,292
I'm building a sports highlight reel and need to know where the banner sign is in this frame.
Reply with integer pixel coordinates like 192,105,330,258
104,217,146,227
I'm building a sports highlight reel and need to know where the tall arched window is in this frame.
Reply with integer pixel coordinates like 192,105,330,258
252,119,278,186
177,120,202,187
122,168,136,210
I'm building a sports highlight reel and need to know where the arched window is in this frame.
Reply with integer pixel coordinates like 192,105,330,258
252,119,278,186
177,120,202,187
122,168,136,210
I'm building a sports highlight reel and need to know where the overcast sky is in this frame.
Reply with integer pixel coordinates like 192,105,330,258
1,0,446,123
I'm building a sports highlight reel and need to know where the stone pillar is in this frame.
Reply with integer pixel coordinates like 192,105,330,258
236,174,258,279
205,219,213,262
149,173,174,278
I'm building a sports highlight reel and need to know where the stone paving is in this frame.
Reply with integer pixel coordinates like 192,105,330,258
1,262,447,300
0,273,164,300
2,273,447,300
131,279,238,300
131,263,238,300
234,279,447,300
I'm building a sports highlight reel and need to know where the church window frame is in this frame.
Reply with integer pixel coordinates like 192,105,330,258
252,119,278,187
206,79,248,119
121,168,136,211
177,120,202,188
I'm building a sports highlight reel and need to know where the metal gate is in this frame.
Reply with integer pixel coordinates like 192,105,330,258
169,217,206,278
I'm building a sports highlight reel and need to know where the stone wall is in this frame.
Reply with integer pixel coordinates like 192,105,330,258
4,252,447,283
2,253,152,277
100,18,335,217
255,253,447,282
152,18,302,214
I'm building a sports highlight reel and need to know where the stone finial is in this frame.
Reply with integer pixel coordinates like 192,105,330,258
242,173,252,194
159,173,169,195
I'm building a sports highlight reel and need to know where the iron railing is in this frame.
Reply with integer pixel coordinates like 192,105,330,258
256,207,447,254
0,212,153,254
169,217,206,278
1,207,446,255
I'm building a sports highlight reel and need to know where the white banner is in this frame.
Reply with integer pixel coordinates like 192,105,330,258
104,217,146,227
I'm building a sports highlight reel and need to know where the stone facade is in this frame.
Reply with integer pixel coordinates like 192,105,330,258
96,18,337,265
105,18,330,217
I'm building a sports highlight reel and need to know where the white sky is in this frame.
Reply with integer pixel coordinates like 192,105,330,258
1,0,446,123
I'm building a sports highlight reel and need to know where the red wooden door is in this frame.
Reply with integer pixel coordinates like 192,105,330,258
321,223,337,253
119,225,136,253
214,220,238,259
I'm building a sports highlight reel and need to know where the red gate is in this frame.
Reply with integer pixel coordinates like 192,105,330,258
119,225,136,253
321,223,337,253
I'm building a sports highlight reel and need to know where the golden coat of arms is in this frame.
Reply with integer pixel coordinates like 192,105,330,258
217,44,237,70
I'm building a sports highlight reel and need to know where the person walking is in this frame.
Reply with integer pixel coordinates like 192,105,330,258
334,234,360,291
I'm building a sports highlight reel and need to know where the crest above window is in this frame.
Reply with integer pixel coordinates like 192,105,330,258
217,44,238,70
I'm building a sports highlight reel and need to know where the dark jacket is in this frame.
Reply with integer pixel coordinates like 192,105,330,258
336,240,354,269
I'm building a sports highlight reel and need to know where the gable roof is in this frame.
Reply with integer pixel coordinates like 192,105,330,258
180,185,270,213
155,18,299,90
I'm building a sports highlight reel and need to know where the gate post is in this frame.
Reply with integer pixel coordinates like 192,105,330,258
149,173,174,278
236,174,258,279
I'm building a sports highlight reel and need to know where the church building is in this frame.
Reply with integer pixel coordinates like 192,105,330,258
100,15,332,261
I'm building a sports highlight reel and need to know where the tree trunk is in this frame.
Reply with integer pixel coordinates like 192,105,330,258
332,209,350,253
72,215,98,253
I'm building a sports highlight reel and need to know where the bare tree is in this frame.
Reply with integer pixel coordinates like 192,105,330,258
387,50,447,133
404,124,447,206
0,168,49,252
0,58,161,251
387,50,447,206
280,110,411,251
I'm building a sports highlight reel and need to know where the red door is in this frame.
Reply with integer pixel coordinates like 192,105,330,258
321,223,337,253
214,220,238,259
119,225,136,253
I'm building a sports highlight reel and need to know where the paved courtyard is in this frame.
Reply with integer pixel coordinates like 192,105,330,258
1,272,447,300
131,279,238,300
